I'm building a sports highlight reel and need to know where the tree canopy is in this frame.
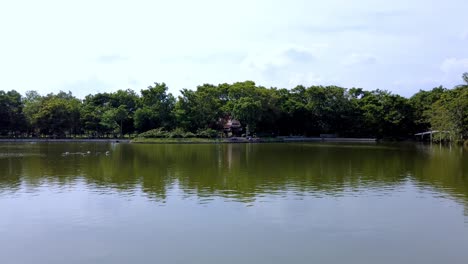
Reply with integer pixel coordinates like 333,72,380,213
0,73,467,142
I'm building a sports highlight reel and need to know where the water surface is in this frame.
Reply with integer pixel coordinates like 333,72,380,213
1,142,467,264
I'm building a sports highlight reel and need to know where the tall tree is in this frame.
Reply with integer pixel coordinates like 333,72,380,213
462,72,468,85
410,86,446,133
232,97,261,135
175,84,223,132
0,90,27,136
135,83,175,132
34,97,73,136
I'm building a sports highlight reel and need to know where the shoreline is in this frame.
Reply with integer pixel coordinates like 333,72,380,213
0,137,377,144
130,137,378,144
0,138,131,143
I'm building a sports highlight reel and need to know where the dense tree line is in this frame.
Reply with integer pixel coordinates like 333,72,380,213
0,74,467,141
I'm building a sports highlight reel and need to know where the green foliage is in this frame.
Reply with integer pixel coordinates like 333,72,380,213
175,84,224,132
138,128,196,139
196,128,219,138
23,91,42,130
232,97,262,134
353,90,415,138
135,83,175,132
183,131,196,138
29,92,82,137
134,107,156,132
0,90,27,136
1,73,467,142
100,107,122,135
429,85,468,141
138,128,169,138
409,86,446,132
168,128,186,138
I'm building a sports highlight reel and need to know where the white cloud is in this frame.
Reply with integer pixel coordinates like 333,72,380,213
0,0,467,97
440,58,468,73
97,55,128,64
288,73,324,86
342,53,377,66
59,76,113,98
240,46,322,87
242,47,317,71
460,31,468,40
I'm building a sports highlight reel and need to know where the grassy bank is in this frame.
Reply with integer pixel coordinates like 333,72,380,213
131,137,378,144
131,137,279,144
0,138,130,143
131,137,223,144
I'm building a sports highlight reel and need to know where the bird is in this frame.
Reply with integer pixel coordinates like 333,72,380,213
105,151,110,156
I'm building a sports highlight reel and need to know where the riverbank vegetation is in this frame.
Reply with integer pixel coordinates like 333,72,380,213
0,73,466,142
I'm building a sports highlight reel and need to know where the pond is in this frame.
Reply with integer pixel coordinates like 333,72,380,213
0,142,467,264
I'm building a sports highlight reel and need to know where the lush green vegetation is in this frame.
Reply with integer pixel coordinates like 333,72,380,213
1,74,467,142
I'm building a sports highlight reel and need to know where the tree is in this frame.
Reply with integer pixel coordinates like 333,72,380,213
110,89,138,135
175,85,223,132
0,90,27,136
135,83,175,132
114,105,128,137
278,86,309,135
427,74,468,142
410,86,446,133
302,85,352,135
23,91,43,136
134,107,157,132
34,96,74,137
355,90,413,138
232,97,261,135
430,85,468,141
80,102,103,137
0,76,466,140
100,109,119,136
100,105,128,137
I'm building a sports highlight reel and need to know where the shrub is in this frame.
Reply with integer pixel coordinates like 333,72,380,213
168,128,185,138
183,131,196,138
139,128,218,139
196,128,219,138
138,128,169,138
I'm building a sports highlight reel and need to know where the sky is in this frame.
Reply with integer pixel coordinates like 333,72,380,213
1,0,467,98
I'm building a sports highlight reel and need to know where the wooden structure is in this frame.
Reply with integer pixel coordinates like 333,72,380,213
415,130,451,141
223,118,242,137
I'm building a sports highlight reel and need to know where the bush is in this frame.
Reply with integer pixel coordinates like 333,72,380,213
196,128,219,138
183,131,196,138
139,128,218,139
168,128,185,138
138,128,169,138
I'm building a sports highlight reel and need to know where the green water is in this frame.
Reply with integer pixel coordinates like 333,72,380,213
1,142,468,264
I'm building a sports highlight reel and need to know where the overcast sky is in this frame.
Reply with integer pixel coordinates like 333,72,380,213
1,0,467,98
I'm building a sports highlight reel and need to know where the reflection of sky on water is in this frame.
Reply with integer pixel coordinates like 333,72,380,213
1,176,468,264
